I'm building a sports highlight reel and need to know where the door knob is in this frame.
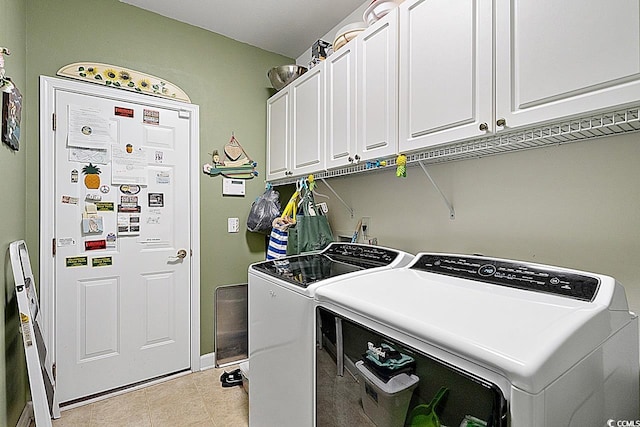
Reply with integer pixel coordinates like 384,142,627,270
169,249,188,261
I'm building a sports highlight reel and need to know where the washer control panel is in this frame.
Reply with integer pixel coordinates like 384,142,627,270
324,243,398,265
411,254,600,301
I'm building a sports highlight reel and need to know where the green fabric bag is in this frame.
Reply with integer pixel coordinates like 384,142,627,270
287,188,333,255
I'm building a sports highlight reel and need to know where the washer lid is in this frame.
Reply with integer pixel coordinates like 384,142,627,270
251,253,366,288
250,243,413,288
315,257,632,394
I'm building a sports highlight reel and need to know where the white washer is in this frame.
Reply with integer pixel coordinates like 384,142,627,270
248,243,414,427
315,253,639,426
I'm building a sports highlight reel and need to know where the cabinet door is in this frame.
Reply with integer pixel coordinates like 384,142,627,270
496,0,640,129
326,43,358,170
266,89,290,181
398,0,493,153
357,8,399,160
291,65,325,176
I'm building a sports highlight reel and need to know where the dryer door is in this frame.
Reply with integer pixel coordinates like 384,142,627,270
316,306,508,427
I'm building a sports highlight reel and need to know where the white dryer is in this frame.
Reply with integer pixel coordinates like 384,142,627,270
315,253,639,426
248,243,414,427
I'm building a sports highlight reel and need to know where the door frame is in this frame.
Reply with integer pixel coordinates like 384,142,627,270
39,76,201,402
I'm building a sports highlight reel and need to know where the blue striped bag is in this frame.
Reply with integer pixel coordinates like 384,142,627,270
266,223,289,260
265,192,298,260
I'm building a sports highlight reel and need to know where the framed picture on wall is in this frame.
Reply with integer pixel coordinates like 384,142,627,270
2,84,22,151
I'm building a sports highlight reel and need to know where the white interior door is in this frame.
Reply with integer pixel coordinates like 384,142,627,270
51,86,194,403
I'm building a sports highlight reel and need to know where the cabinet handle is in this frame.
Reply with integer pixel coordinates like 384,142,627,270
348,156,354,163
496,118,507,127
354,155,361,162
479,123,488,131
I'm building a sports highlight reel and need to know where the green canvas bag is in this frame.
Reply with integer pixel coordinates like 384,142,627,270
287,187,333,255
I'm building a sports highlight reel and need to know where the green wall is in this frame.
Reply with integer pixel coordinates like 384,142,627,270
3,0,290,423
24,0,290,360
1,0,28,425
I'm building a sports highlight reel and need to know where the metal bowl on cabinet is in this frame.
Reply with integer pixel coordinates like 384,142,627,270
267,65,308,91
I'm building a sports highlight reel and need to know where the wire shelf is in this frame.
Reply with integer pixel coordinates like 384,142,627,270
270,105,640,186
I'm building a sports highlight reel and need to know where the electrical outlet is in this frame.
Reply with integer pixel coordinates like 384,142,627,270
361,216,371,237
316,202,328,214
227,217,240,233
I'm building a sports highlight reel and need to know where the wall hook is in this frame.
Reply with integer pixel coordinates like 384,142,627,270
0,47,11,72
0,47,14,92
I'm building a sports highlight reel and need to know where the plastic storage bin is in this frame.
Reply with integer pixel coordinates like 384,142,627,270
355,360,419,427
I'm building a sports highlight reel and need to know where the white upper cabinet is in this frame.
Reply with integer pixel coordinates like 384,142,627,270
495,0,640,129
326,10,399,169
266,89,290,181
266,64,325,181
291,65,325,176
325,42,358,169
269,0,640,181
357,8,399,161
399,0,493,153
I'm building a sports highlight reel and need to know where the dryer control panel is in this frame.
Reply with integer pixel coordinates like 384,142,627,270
411,254,600,301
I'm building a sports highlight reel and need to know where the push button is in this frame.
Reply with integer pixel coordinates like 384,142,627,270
478,264,497,277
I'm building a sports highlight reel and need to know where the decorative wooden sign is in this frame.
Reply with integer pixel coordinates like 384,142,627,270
57,62,190,103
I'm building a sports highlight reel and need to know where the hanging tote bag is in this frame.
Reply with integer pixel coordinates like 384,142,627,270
266,191,298,260
286,187,334,255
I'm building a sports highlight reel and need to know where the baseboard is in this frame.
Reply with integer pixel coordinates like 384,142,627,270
17,402,33,427
200,352,215,370
200,352,248,370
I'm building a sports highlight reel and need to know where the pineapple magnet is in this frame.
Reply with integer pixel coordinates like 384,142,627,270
82,163,102,189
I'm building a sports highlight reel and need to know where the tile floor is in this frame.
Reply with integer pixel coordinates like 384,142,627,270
316,348,376,427
50,350,376,427
51,365,248,427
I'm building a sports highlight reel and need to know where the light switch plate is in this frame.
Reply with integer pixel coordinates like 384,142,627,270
227,217,240,233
